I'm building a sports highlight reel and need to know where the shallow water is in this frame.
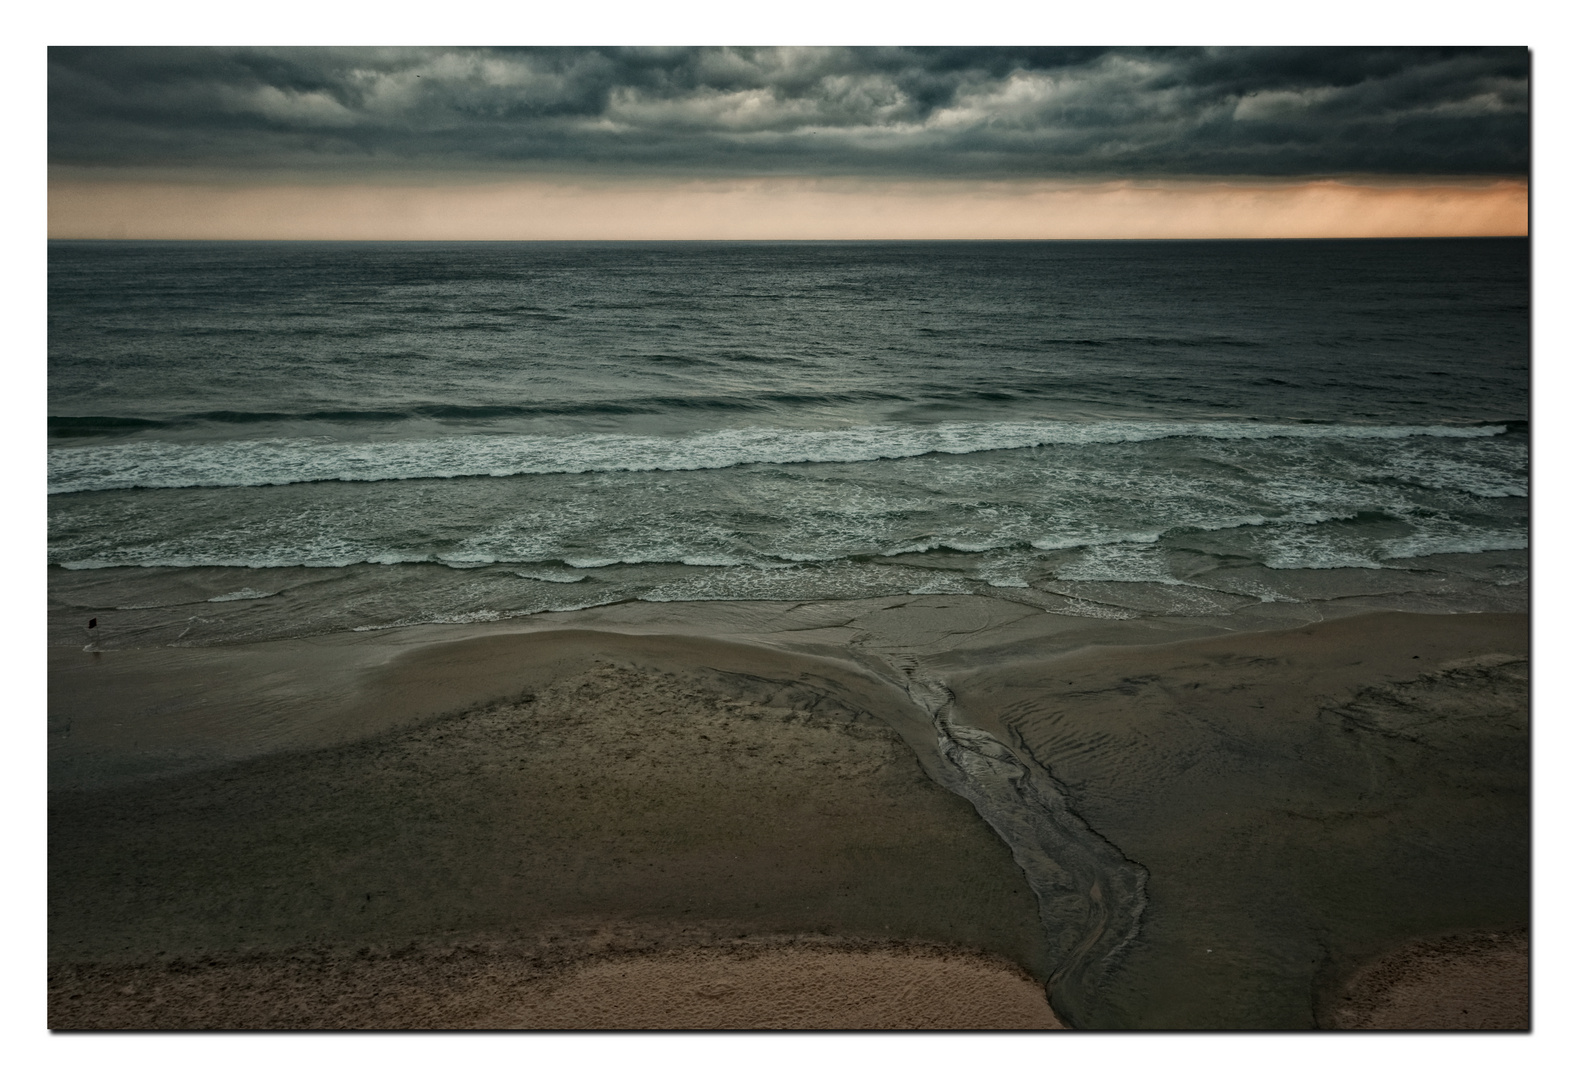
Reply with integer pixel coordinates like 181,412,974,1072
50,239,1527,646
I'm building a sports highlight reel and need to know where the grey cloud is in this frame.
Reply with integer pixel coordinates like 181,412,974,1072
47,46,1529,179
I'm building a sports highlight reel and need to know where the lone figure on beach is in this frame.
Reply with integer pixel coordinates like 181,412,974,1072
85,617,99,653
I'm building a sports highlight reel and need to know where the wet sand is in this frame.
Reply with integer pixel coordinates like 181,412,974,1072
48,597,1528,1029
948,610,1529,1028
50,632,1056,1029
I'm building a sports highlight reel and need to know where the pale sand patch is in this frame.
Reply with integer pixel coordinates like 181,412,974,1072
1321,930,1528,1030
516,946,1063,1029
49,939,1063,1030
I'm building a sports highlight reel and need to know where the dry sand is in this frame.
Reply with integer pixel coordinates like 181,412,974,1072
50,938,1061,1030
49,598,1529,1030
1319,930,1529,1030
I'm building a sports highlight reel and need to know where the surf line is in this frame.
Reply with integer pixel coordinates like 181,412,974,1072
903,676,1149,1029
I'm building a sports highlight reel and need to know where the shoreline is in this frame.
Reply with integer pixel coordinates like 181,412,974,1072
48,597,1529,1029
48,591,1476,792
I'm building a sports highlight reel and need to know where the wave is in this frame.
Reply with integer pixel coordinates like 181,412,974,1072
50,514,1530,576
49,415,175,437
47,389,919,436
206,588,280,602
47,420,1510,494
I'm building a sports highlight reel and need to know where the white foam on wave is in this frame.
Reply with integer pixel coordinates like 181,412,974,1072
1031,529,1167,551
206,588,279,602
1363,440,1529,499
46,420,1510,494
51,510,1529,577
1051,542,1196,586
512,569,589,584
1380,532,1530,560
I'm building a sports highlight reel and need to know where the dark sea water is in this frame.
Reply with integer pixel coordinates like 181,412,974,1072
48,239,1529,648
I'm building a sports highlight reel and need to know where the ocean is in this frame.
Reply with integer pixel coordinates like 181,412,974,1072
48,238,1529,649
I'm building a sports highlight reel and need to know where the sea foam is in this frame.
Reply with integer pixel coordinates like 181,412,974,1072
47,420,1508,494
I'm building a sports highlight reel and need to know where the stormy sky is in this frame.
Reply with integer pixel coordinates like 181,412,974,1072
50,46,1529,181
45,45,1531,240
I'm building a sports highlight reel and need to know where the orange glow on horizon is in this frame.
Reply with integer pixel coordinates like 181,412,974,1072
48,176,1528,241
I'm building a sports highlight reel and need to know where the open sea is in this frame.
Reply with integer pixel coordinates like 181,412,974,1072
48,239,1529,649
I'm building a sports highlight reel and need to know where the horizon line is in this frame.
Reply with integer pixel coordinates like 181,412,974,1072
47,234,1530,243
49,176,1529,242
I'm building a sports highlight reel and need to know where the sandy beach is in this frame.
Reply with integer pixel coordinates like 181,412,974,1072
48,596,1528,1029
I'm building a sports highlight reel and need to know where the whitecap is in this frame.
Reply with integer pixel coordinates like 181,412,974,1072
46,419,1510,494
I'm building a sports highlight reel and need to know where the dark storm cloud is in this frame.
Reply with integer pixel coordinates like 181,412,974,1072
48,46,1530,179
